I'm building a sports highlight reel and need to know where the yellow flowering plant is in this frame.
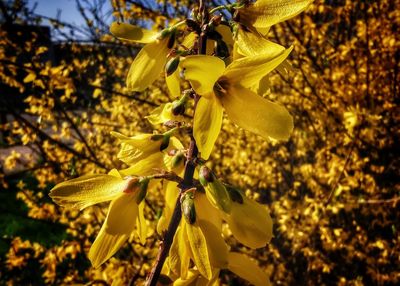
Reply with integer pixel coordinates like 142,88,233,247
49,0,313,285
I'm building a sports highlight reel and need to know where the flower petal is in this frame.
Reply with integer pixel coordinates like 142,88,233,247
127,38,170,91
110,22,158,43
186,222,212,280
227,252,271,286
224,46,293,90
119,152,166,176
181,55,225,97
194,96,223,160
239,0,313,30
224,196,273,249
169,223,191,279
220,86,293,140
236,28,285,57
146,103,184,125
136,202,148,244
166,68,181,98
49,174,126,210
89,193,139,268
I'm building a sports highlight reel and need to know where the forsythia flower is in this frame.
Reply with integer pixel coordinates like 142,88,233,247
110,22,174,91
181,47,293,159
49,170,148,268
162,189,271,285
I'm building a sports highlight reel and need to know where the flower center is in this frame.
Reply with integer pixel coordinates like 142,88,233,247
214,76,230,98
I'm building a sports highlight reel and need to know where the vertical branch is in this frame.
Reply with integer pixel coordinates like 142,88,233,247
144,1,207,285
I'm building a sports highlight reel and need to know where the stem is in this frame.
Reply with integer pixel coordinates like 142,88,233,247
145,1,207,285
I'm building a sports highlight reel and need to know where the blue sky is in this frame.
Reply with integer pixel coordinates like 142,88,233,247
27,0,112,39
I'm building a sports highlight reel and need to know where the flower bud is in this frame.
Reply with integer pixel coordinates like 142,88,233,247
165,57,180,76
160,135,171,151
199,165,214,186
199,166,231,213
171,151,185,169
181,191,196,224
167,31,176,49
123,176,140,193
171,99,186,116
136,177,149,204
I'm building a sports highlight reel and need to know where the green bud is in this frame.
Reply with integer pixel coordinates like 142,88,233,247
136,178,149,204
150,134,164,141
160,135,170,151
181,191,196,224
171,151,185,169
172,99,186,116
199,165,214,186
167,31,176,49
208,179,232,213
165,57,180,76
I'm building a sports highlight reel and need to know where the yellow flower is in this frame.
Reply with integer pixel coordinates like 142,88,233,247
181,48,293,159
237,0,314,35
49,170,148,268
163,190,271,285
111,131,184,177
110,22,173,91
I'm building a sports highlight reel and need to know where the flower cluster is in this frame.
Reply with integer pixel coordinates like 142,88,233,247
50,1,313,284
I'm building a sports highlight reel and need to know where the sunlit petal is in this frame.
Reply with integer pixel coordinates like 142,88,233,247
224,46,293,90
49,174,126,210
136,202,148,244
186,222,212,279
239,0,313,31
220,85,293,140
227,252,271,286
193,95,223,160
236,28,285,57
110,22,158,43
166,68,181,98
88,193,138,268
127,38,170,91
181,55,225,98
224,196,273,249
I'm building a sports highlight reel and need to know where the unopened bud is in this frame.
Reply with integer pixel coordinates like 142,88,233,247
160,135,170,151
150,134,164,141
172,99,186,116
171,151,185,169
165,57,180,76
199,165,214,186
123,177,140,193
181,191,196,224
136,178,149,204
167,32,176,49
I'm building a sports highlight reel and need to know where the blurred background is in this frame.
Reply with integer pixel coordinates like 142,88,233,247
0,0,399,285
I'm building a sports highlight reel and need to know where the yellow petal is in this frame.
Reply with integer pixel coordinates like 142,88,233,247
186,222,212,280
166,68,181,98
49,174,126,210
195,192,222,230
110,22,158,43
146,103,184,125
224,196,273,249
198,219,228,268
157,181,179,235
169,223,191,279
89,193,139,268
136,202,148,244
239,0,313,30
181,32,198,49
224,46,293,90
181,55,225,97
220,85,293,140
227,252,271,286
236,28,285,57
111,132,161,165
126,38,170,91
194,96,223,160
119,152,166,176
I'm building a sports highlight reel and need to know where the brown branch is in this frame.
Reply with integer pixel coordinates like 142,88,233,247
144,1,207,284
